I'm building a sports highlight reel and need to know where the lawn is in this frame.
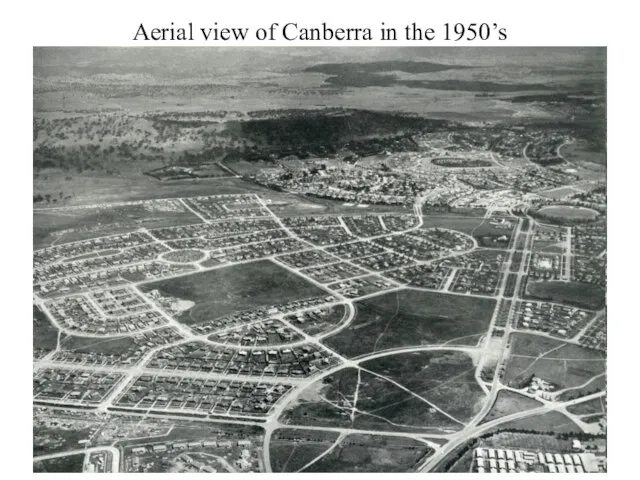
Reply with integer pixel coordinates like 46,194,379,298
139,260,326,325
302,434,433,472
525,279,605,310
323,289,495,358
480,390,543,424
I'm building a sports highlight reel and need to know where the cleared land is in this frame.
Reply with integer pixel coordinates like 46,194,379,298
270,429,340,472
33,305,59,354
301,434,433,473
525,279,605,310
492,411,583,434
139,260,326,325
504,333,606,390
33,453,85,473
566,397,606,415
361,350,486,424
323,289,495,358
279,368,359,428
480,390,543,424
34,202,201,249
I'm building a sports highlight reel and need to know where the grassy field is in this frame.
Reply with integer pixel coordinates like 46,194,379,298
323,289,495,358
557,375,606,401
360,350,486,424
504,333,606,390
352,371,463,432
139,260,326,325
481,431,574,454
279,368,359,428
33,305,59,354
525,279,605,310
566,397,606,415
33,453,85,473
537,205,599,221
270,429,339,472
33,201,202,249
420,215,485,235
480,390,543,424
302,434,433,472
59,334,137,356
492,411,583,434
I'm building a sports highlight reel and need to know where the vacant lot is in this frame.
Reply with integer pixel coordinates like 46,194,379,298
361,350,486,424
567,397,606,416
420,215,485,235
302,434,433,472
34,201,201,249
270,429,339,472
59,334,137,356
504,333,605,390
323,289,495,358
481,390,543,424
140,260,325,325
525,279,605,310
493,411,583,434
279,368,358,428
353,371,463,432
33,305,59,355
33,453,85,473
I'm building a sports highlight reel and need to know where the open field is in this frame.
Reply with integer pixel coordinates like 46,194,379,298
33,305,59,355
491,411,583,434
560,140,606,170
361,351,485,422
481,390,543,424
566,397,606,415
420,215,485,235
525,279,605,310
59,334,137,356
33,200,202,249
537,205,599,221
270,429,340,472
323,289,495,358
279,368,359,428
557,375,606,401
139,260,326,325
33,453,85,473
351,373,463,432
302,434,433,472
504,333,606,390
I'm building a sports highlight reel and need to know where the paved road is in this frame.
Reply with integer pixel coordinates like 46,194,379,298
33,193,606,473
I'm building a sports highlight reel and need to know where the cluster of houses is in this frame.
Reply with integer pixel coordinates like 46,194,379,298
34,368,122,404
145,340,338,378
50,327,183,367
47,294,167,335
187,295,337,336
117,375,292,416
514,301,591,338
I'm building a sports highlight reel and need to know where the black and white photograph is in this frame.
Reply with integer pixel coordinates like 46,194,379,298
32,46,607,473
